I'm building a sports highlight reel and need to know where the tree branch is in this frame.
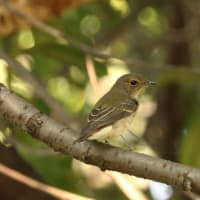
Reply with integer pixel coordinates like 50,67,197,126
1,0,200,76
0,83,200,194
0,49,75,127
0,0,108,59
0,163,92,200
107,171,149,200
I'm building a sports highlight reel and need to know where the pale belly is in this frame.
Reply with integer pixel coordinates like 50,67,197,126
88,114,134,141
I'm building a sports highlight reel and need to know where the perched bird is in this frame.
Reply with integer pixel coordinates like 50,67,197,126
77,74,156,143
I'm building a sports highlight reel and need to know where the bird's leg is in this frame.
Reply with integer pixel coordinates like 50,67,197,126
127,129,142,146
104,139,110,145
98,138,111,146
120,135,133,150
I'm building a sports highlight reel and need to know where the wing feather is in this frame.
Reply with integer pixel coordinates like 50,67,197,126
77,98,138,141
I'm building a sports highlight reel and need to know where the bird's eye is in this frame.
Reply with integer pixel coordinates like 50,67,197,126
130,80,138,86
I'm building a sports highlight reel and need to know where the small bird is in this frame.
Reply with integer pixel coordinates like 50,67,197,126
77,74,156,143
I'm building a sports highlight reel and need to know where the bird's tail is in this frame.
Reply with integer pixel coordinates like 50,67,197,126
74,135,87,143
74,125,92,143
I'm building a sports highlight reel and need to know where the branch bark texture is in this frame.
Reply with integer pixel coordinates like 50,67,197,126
0,83,200,194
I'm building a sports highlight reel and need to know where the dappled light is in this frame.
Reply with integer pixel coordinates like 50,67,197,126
18,28,35,49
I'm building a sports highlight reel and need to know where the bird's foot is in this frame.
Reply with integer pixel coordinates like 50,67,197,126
120,135,133,151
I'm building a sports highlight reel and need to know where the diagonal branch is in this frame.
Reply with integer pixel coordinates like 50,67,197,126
0,49,75,127
0,163,92,200
0,0,108,59
1,0,200,76
0,83,200,194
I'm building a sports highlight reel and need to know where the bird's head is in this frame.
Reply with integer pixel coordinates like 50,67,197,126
113,74,156,99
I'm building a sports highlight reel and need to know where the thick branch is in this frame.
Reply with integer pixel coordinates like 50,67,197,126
0,84,200,193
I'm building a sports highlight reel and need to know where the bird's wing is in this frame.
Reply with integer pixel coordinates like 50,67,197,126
77,98,138,141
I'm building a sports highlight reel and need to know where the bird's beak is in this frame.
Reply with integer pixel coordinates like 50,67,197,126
146,80,156,86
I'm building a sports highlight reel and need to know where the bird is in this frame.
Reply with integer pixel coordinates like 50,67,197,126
76,73,156,143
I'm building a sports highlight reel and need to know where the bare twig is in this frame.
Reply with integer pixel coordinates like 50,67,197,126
0,84,200,194
184,191,200,200
0,163,93,200
107,171,149,200
0,0,108,59
85,55,99,92
1,0,200,76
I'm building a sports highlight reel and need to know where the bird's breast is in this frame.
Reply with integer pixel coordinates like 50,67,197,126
88,113,135,141
110,114,135,137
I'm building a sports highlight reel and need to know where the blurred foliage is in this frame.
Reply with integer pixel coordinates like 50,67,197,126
0,0,200,200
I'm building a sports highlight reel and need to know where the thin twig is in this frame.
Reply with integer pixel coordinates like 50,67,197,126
107,171,149,200
0,83,200,194
184,191,200,200
1,0,200,75
0,163,93,200
85,55,99,93
0,0,108,59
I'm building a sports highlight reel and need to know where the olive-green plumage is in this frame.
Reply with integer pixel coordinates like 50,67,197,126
77,74,156,142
